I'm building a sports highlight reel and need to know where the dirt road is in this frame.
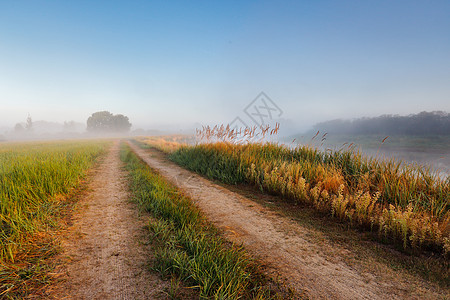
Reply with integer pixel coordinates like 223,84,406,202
51,141,167,299
128,142,447,300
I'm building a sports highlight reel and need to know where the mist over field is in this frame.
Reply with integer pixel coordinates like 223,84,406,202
1,1,449,173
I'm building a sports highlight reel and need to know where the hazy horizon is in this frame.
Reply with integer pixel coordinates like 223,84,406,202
1,1,450,132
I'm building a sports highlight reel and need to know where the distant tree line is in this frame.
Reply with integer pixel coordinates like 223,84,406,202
311,111,450,136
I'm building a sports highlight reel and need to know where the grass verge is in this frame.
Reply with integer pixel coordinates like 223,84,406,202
121,143,293,299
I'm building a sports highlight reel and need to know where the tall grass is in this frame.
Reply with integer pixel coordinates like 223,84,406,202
0,141,108,263
169,142,449,253
121,144,281,299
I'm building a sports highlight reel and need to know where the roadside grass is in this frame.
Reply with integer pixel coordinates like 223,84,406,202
121,144,293,299
0,140,108,298
168,142,449,254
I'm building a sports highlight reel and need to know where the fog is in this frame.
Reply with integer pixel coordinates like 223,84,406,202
287,112,450,176
1,2,449,173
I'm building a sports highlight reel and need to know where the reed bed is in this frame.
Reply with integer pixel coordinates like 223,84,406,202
0,141,108,263
196,123,280,144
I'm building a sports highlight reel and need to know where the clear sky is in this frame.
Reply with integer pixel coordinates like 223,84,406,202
1,1,449,131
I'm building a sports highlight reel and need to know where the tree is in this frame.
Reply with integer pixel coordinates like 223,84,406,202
111,114,132,131
25,114,33,131
14,123,24,133
63,120,77,132
86,111,132,132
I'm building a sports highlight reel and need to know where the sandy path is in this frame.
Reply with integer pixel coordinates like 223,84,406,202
51,141,167,299
128,142,447,300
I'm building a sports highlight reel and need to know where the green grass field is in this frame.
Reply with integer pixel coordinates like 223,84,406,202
0,140,108,297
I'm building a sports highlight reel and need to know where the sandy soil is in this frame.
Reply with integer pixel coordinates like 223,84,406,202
128,142,448,300
49,141,167,299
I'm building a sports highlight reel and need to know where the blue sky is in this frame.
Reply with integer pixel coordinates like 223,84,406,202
1,1,449,131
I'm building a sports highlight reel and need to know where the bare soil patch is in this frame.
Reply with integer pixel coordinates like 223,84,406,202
128,142,449,300
49,141,168,299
